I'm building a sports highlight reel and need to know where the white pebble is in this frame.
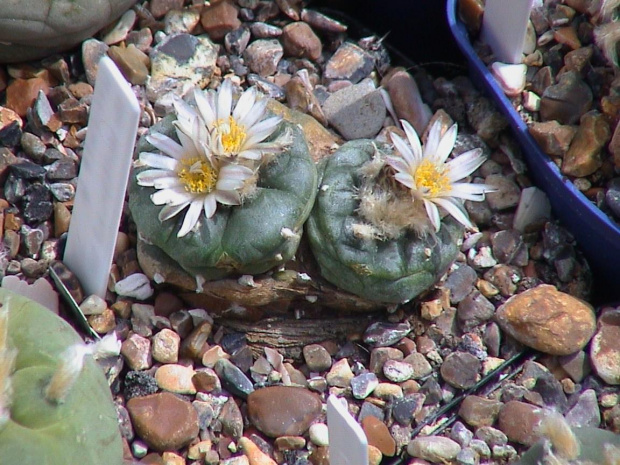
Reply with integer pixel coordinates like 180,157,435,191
79,294,107,315
114,273,154,300
309,422,329,446
490,62,527,97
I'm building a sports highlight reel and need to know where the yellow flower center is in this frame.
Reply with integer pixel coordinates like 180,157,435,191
415,159,451,197
178,157,217,194
216,116,247,154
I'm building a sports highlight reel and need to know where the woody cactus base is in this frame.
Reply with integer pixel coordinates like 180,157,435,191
0,289,122,464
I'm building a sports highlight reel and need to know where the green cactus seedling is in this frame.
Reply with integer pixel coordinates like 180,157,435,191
0,288,123,465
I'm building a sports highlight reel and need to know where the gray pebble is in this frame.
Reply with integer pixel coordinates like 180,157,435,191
392,394,424,426
474,426,507,447
322,79,385,140
49,182,76,201
450,421,473,447
20,132,46,163
407,436,461,462
441,352,481,390
214,358,254,399
565,388,600,428
363,321,411,347
350,372,379,399
444,264,478,304
243,39,283,76
457,290,496,332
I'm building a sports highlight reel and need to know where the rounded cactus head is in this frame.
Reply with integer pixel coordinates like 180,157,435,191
0,288,122,464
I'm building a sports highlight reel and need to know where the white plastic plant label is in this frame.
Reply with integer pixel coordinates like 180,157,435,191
481,0,535,64
63,56,140,298
326,395,368,465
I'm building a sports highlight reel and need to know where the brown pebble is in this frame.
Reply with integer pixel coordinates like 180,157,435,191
200,1,241,41
554,26,581,49
87,308,116,334
150,0,185,18
495,284,596,356
281,22,322,61
107,44,150,85
121,332,152,370
239,437,277,465
53,202,71,237
528,120,576,156
562,110,610,177
497,400,543,446
127,392,199,451
383,68,432,136
458,395,503,427
361,415,396,457
247,386,322,437
6,72,54,117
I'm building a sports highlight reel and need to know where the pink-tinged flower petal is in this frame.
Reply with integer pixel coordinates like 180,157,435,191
446,148,486,181
136,169,175,186
432,197,474,229
220,163,254,180
215,190,241,205
244,117,281,147
203,194,217,218
423,119,442,159
386,156,411,175
194,88,216,127
146,134,185,160
394,172,415,189
401,120,422,161
139,152,178,171
391,133,417,166
424,199,441,232
238,149,262,160
448,182,494,201
178,199,203,237
158,203,188,222
151,187,192,206
216,79,233,121
232,87,257,121
152,176,182,190
434,124,457,164
238,98,268,128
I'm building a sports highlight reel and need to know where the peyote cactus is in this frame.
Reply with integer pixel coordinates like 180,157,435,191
306,139,463,303
129,114,318,281
0,288,123,464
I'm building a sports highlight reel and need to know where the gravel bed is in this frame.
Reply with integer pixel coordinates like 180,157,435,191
0,1,618,464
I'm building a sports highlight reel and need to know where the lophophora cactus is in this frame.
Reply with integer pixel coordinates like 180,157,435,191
129,82,318,283
306,139,464,303
0,288,123,464
517,413,620,465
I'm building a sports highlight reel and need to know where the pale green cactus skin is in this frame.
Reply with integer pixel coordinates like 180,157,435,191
0,289,123,464
129,115,318,281
306,140,463,303
517,427,620,465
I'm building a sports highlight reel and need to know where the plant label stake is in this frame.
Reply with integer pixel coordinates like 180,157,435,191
64,56,140,298
481,0,534,64
327,395,368,465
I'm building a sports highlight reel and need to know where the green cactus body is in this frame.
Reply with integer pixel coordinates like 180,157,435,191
306,140,463,303
129,116,318,280
0,289,122,464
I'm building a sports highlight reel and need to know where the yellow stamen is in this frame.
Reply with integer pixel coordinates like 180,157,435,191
216,116,247,154
178,157,217,194
415,159,451,196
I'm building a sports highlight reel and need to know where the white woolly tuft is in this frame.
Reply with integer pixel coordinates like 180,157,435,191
45,344,90,404
595,22,620,67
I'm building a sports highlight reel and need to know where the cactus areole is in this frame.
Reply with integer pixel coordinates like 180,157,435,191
306,140,463,303
0,289,122,464
129,115,318,281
